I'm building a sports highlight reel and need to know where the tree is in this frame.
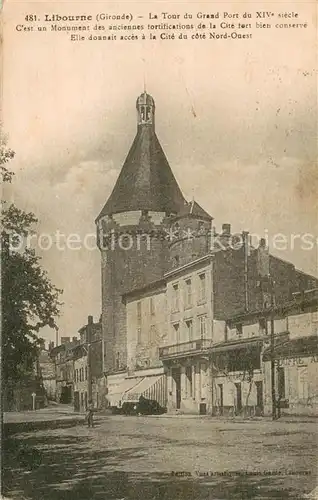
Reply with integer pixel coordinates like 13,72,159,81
211,346,257,417
1,133,62,385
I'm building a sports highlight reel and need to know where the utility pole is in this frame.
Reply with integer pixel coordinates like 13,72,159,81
87,316,93,404
257,238,276,420
243,231,249,313
270,276,277,420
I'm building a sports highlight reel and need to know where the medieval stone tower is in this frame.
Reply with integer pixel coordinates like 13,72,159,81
96,91,190,373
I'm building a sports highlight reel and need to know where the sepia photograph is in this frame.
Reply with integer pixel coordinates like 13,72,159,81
1,1,317,498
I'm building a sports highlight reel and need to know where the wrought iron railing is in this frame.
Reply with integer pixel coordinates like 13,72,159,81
159,338,212,359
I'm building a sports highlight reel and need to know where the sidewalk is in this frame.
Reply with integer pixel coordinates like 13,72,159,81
3,408,84,424
3,408,85,435
4,407,318,426
147,412,318,423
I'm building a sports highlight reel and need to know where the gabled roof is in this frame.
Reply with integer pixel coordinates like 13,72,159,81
96,125,186,220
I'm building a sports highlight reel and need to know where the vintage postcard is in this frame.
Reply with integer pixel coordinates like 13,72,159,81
1,0,317,498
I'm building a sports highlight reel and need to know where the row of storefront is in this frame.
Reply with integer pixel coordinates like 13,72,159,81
48,293,317,417
163,334,318,416
106,334,318,416
106,290,318,416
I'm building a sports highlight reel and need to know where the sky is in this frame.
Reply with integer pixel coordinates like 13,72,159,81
2,1,317,345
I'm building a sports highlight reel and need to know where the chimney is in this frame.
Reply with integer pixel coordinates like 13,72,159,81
257,237,269,278
72,336,77,343
88,315,93,325
39,338,45,347
259,237,266,248
61,336,71,345
222,223,231,235
218,223,231,249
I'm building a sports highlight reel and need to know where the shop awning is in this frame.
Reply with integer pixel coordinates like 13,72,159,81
211,338,263,354
121,374,167,407
106,377,142,407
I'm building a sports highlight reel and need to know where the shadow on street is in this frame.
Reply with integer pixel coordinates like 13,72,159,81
1,419,311,500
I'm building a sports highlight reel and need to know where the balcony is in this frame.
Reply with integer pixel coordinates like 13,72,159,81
159,338,212,360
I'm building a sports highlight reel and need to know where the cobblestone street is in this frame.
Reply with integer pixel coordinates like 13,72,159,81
3,412,318,499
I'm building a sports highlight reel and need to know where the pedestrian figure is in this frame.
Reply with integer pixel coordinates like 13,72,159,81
86,401,94,428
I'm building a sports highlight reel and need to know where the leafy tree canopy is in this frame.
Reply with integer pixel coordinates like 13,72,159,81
1,132,62,383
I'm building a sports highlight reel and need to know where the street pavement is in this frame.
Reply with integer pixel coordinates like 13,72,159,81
2,408,318,499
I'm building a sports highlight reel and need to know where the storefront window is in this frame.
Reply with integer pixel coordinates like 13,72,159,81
198,273,206,302
186,319,193,341
172,284,179,312
185,278,192,308
199,315,207,338
173,323,180,344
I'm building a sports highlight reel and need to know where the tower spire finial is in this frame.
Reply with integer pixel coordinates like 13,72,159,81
136,89,155,127
142,57,147,93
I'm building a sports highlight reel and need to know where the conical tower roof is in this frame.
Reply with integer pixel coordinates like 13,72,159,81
96,92,186,220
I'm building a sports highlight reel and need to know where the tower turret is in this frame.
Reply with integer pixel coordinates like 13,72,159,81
136,91,155,128
169,200,213,269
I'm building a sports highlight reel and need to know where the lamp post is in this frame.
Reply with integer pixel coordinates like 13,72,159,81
32,392,36,411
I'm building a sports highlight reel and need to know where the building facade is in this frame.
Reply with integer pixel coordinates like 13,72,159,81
38,341,56,401
125,280,167,372
262,289,318,416
161,256,213,414
209,289,318,417
73,316,103,412
49,317,103,411
52,337,79,404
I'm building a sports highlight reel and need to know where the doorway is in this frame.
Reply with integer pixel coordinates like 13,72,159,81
80,392,84,410
172,368,181,409
255,381,264,413
277,367,285,400
235,383,242,413
60,385,72,404
218,384,224,416
74,391,80,412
